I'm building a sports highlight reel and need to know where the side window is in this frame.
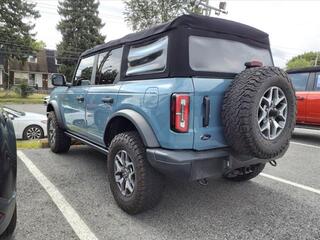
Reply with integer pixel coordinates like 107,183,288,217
74,55,95,86
126,36,168,76
288,72,309,91
314,73,320,91
96,47,123,85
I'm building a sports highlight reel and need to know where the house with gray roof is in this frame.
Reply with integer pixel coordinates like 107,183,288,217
0,49,59,90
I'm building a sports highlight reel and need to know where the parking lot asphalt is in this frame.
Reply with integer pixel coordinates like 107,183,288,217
4,104,47,115
15,128,320,240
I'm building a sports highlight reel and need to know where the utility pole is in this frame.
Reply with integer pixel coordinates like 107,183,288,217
315,52,319,67
195,0,228,16
183,0,228,16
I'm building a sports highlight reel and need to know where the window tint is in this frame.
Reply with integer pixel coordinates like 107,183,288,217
288,73,309,91
315,73,320,91
126,36,168,76
74,55,95,86
96,47,123,85
189,36,273,73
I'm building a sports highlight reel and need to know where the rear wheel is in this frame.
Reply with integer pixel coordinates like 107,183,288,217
47,112,71,153
224,164,265,182
107,131,164,214
23,125,44,140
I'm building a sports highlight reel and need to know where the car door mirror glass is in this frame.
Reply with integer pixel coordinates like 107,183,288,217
51,74,66,86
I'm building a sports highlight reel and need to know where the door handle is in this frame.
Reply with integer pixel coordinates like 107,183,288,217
76,96,84,102
203,96,210,127
296,96,305,100
102,97,114,104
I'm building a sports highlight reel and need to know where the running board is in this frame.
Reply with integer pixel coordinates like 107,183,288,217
65,132,109,155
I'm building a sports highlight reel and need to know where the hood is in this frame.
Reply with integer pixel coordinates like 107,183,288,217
23,112,47,120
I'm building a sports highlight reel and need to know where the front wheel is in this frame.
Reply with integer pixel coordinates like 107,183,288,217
107,131,164,214
47,112,71,153
0,204,16,239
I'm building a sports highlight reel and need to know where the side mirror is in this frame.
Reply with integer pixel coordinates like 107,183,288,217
51,73,67,86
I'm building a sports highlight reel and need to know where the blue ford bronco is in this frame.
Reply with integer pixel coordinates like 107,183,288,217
47,14,296,214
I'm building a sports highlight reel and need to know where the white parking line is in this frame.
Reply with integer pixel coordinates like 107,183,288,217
18,151,99,240
291,141,320,149
260,173,320,196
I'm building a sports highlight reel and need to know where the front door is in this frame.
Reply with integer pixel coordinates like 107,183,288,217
61,55,96,136
85,47,123,146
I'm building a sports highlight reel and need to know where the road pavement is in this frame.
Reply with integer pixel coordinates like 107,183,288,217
13,128,320,240
3,104,47,115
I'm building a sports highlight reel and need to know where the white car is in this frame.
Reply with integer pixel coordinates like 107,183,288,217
3,107,47,140
43,95,50,105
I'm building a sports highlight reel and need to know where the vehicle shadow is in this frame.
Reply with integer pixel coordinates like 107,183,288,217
292,130,320,146
36,146,320,240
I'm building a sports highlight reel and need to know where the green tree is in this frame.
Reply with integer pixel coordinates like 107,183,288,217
57,0,105,81
0,0,40,88
286,51,320,70
124,0,202,31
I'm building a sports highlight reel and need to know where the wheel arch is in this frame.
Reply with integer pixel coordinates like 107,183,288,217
104,109,160,148
47,101,65,129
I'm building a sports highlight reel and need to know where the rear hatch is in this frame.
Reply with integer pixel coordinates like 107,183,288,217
192,77,231,150
189,36,273,150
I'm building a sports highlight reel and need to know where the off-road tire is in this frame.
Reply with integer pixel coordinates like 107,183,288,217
47,111,71,153
0,204,17,239
107,131,164,215
224,163,265,182
222,67,296,159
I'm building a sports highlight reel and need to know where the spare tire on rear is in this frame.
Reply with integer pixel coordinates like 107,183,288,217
222,67,296,159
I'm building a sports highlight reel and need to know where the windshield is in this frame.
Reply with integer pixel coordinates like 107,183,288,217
189,36,273,74
3,107,25,117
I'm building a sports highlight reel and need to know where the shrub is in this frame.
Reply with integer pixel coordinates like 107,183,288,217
14,83,34,98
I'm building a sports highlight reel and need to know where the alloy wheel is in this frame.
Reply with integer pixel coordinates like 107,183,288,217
258,86,288,140
26,126,42,140
114,150,135,197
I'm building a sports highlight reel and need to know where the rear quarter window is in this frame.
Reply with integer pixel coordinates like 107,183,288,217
126,36,168,76
288,72,309,91
189,36,273,73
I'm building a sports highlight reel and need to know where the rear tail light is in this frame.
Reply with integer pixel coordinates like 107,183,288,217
171,94,190,133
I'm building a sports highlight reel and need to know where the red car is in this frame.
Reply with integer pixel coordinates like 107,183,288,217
287,67,320,127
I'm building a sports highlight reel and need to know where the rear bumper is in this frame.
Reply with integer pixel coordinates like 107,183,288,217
146,148,271,181
0,193,16,234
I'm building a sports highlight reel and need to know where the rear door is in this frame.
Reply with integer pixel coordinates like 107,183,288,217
85,47,123,145
306,72,320,125
192,78,230,150
288,72,310,123
188,35,273,150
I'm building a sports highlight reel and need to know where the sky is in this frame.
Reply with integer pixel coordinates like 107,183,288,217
29,0,320,67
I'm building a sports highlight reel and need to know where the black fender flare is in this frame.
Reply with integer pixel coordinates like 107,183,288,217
106,109,160,148
47,100,66,129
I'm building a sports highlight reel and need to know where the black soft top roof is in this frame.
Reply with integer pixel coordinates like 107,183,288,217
286,66,320,73
81,14,270,57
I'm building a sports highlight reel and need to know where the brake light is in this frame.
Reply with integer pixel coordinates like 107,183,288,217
245,60,263,68
171,94,190,133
